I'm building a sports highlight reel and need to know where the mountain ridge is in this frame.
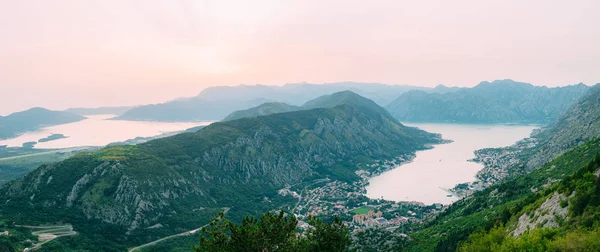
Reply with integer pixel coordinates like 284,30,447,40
223,90,400,122
0,108,86,140
112,82,445,122
386,80,589,124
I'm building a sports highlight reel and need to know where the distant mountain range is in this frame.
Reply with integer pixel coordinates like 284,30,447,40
222,102,300,121
0,91,442,250
0,108,86,140
386,79,589,124
4,80,587,125
113,82,460,122
113,80,588,124
112,98,272,122
64,106,134,116
224,90,402,121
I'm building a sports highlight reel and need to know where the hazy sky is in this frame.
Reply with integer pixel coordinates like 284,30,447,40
1,0,599,115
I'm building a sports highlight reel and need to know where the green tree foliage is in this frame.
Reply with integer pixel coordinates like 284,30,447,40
304,216,351,252
460,226,600,251
194,211,351,252
405,138,600,251
459,152,600,251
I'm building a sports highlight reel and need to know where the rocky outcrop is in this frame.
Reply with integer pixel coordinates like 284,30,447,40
512,192,570,237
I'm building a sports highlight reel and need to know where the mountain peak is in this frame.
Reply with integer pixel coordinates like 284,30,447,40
302,90,374,109
474,79,534,88
222,102,300,121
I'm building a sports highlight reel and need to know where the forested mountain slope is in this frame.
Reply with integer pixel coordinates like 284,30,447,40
459,143,600,251
0,92,441,250
526,84,600,169
407,138,600,251
402,83,600,251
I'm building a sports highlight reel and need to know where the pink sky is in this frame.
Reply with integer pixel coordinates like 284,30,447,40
1,0,599,115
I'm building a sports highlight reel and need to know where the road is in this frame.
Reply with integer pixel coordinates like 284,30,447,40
0,147,92,161
128,207,229,252
18,225,76,251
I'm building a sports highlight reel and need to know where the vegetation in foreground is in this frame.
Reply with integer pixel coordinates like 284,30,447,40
459,151,600,251
195,211,350,252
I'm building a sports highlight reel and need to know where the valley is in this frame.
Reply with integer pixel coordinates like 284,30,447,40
2,2,599,250
1,85,600,251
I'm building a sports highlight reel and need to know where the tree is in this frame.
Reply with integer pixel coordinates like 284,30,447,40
194,211,351,252
305,216,351,252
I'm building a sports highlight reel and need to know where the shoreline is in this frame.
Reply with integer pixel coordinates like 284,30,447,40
364,124,537,206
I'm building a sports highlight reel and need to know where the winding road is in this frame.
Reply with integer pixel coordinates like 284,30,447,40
128,207,229,252
18,225,76,251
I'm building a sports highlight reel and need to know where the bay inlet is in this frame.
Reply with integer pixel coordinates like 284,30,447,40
365,123,537,205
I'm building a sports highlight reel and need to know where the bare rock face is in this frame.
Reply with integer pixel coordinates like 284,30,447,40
512,192,570,237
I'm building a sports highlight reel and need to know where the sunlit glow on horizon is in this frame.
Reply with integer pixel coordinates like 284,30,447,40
1,0,599,114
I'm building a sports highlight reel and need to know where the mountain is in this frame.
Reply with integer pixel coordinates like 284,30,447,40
480,84,600,175
223,90,397,121
197,82,432,106
0,108,86,140
407,138,600,251
431,84,465,93
65,106,134,116
459,150,600,251
399,83,600,251
222,102,300,121
113,98,271,122
113,82,439,122
0,92,442,250
301,90,389,113
386,79,589,124
524,84,600,169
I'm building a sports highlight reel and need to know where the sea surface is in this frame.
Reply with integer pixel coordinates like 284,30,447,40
366,123,537,205
0,115,210,149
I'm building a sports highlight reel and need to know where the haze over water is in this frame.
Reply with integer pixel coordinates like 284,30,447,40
0,115,210,149
366,123,537,205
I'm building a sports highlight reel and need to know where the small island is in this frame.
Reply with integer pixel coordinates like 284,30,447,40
38,134,68,143
22,141,37,149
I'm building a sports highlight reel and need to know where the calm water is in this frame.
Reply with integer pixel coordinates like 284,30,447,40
0,115,211,149
366,123,537,205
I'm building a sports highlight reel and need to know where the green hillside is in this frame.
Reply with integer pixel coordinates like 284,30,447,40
459,144,600,251
0,92,441,251
406,138,600,251
399,84,600,251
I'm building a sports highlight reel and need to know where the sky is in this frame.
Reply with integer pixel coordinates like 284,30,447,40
1,0,599,115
